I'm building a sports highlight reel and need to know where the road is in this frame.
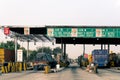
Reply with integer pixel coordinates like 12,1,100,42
97,68,120,80
0,63,120,80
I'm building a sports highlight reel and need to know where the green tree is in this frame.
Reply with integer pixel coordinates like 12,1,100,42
53,47,62,56
20,47,27,61
28,47,53,61
37,47,52,54
29,50,37,61
0,41,20,50
0,42,5,48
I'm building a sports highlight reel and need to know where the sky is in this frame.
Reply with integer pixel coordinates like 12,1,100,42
1,0,120,25
1,0,120,59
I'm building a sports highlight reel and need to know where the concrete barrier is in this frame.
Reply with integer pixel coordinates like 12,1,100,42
44,66,50,74
1,62,27,73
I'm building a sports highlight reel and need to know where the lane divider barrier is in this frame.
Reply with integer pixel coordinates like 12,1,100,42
1,62,27,73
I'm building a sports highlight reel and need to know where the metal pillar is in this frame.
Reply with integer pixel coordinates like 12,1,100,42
83,44,85,56
63,43,66,60
61,43,63,55
27,40,29,61
104,44,106,49
108,44,110,54
61,38,64,59
42,41,43,53
15,37,17,62
101,44,103,50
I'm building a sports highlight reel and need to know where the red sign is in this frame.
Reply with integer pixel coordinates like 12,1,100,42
4,27,10,35
84,54,88,58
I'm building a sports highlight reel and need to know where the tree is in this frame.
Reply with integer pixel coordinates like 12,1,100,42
37,47,52,54
53,47,62,55
53,47,62,53
29,50,37,61
0,41,20,50
0,42,5,48
20,47,27,61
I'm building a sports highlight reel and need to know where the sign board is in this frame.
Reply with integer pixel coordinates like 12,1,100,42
84,54,88,58
47,28,54,37
4,27,10,35
47,27,120,38
71,28,77,37
24,27,30,35
17,49,23,62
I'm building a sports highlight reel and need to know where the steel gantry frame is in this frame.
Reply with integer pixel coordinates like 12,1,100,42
2,25,120,61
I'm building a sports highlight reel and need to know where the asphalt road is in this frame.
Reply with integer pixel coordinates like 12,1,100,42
0,63,120,80
97,68,120,80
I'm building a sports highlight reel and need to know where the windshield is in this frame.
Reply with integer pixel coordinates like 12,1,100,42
94,54,108,61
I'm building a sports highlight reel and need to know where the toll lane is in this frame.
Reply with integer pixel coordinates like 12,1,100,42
97,68,120,80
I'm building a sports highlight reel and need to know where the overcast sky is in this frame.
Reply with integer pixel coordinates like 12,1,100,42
1,0,120,59
1,0,120,25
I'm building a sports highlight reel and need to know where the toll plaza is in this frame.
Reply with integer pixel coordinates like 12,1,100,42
1,26,120,80
5,26,120,60
46,26,120,59
1,26,120,61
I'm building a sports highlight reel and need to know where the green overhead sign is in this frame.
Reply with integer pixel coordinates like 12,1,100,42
47,27,120,38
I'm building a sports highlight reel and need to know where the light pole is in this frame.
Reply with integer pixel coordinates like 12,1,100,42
15,36,18,62
27,39,29,61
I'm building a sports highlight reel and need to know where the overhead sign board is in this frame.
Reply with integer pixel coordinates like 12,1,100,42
47,28,54,37
47,27,120,38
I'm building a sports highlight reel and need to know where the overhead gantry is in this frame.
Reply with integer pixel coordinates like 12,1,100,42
2,25,120,60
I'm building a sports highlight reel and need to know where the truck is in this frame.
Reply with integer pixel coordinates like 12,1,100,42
78,54,89,67
0,48,15,64
92,49,109,67
33,53,57,70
